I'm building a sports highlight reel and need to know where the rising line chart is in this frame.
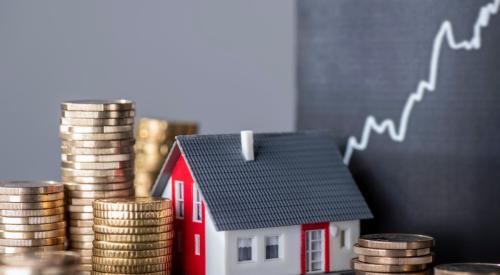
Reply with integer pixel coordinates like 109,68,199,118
343,0,500,165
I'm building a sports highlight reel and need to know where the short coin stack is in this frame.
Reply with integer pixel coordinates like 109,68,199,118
435,263,500,275
92,197,174,274
134,118,198,197
0,251,81,275
0,181,65,254
353,233,435,275
60,99,136,272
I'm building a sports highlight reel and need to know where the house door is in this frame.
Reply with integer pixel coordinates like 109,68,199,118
306,229,325,273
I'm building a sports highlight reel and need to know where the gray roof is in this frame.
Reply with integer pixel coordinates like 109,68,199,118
152,132,372,231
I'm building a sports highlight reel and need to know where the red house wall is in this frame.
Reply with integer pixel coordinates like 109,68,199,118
171,155,206,275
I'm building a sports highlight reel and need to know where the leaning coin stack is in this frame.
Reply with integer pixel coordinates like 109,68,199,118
92,197,174,274
0,251,81,275
353,233,435,275
0,181,65,254
435,263,500,275
134,118,198,197
60,99,136,272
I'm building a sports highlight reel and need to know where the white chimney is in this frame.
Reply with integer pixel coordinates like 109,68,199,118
241,130,254,161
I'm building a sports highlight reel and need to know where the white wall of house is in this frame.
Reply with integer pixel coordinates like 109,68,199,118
329,220,359,271
205,212,227,275
161,177,172,199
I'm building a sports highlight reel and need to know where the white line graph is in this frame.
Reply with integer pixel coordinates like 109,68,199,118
343,0,500,165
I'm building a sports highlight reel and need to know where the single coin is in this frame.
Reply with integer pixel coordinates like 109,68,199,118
62,153,133,163
354,244,431,257
94,231,173,243
80,256,92,264
0,250,80,267
70,241,93,249
0,243,64,253
60,124,133,134
434,263,500,275
0,236,65,247
61,110,135,119
69,219,93,227
0,181,63,195
0,192,64,202
61,139,134,148
62,175,131,184
91,271,170,275
92,255,168,266
92,197,171,212
0,221,66,232
61,146,133,155
69,234,94,242
0,214,64,225
61,99,134,112
0,199,64,210
61,167,133,177
93,224,172,235
358,254,434,265
93,209,171,219
352,259,428,273
359,234,435,249
93,240,172,251
354,271,431,275
0,228,65,239
72,248,92,257
66,198,97,206
68,204,93,213
79,263,93,271
61,160,133,170
94,216,172,227
64,181,133,191
92,247,170,258
60,117,134,126
60,131,133,141
92,263,167,273
67,188,134,199
69,212,94,220
69,226,94,235
0,206,64,217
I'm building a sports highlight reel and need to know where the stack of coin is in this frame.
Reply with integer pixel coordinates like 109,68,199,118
92,197,173,274
0,251,81,275
435,263,500,275
60,99,136,273
134,118,198,197
353,233,435,275
0,181,65,254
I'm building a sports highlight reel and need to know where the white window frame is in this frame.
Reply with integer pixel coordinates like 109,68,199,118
264,235,282,261
237,237,255,263
192,183,202,222
194,234,201,256
306,229,325,274
175,180,184,219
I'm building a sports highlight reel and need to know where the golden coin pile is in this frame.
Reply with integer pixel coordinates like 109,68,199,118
91,197,174,274
434,263,500,275
0,251,81,275
0,181,65,254
134,118,198,197
60,99,136,273
353,233,435,275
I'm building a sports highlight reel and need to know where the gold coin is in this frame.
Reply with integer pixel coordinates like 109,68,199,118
92,247,170,258
61,146,133,155
91,271,171,275
354,271,431,275
69,234,94,242
0,250,80,268
80,256,92,264
0,199,64,210
69,212,94,220
0,221,65,232
134,184,153,198
66,198,96,206
0,243,64,253
60,124,133,134
61,167,133,177
93,216,172,227
92,255,168,266
0,206,64,217
68,205,93,213
358,254,434,265
61,153,134,163
61,99,134,112
354,244,431,257
93,224,172,235
92,197,170,212
0,192,64,202
70,241,93,249
135,141,169,155
352,259,428,273
61,160,133,170
60,117,134,126
67,188,134,199
0,236,65,247
61,109,135,119
0,214,64,225
359,234,435,250
60,131,133,141
434,263,500,275
93,209,171,219
61,139,134,148
0,181,63,195
69,219,93,227
79,263,92,271
62,175,131,184
92,263,168,273
69,226,94,235
93,239,172,250
72,248,92,257
0,228,65,239
94,231,173,243
64,181,133,191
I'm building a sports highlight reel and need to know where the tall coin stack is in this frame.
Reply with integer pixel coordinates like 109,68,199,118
0,181,65,254
353,233,435,275
0,251,81,275
60,99,136,273
134,118,198,197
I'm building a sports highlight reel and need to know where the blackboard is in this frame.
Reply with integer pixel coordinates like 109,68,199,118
297,0,500,263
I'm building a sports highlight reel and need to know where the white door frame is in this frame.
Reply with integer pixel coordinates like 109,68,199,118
305,229,325,273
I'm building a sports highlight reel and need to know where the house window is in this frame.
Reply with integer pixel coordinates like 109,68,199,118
237,237,253,262
340,229,346,248
195,234,201,256
265,236,280,260
175,181,184,219
193,184,202,222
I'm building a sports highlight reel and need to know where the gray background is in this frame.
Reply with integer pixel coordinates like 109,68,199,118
0,0,295,179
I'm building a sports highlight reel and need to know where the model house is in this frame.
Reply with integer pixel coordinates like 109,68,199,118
152,131,372,275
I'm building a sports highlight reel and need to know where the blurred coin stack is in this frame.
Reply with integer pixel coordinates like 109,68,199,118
0,251,81,275
353,233,435,275
91,198,173,274
0,181,65,254
59,99,136,273
134,118,198,197
435,263,500,275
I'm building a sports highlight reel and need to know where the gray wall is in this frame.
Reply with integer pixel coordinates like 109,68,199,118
0,0,295,179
